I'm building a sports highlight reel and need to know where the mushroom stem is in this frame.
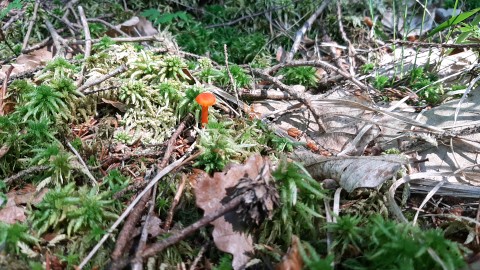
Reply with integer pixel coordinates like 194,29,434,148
200,106,209,127
195,92,216,128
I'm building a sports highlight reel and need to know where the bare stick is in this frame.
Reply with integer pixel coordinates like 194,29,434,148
23,37,51,54
189,244,208,270
264,60,370,92
69,35,165,45
157,115,192,168
77,6,92,59
224,44,242,117
78,65,127,93
110,189,152,268
0,65,14,116
285,0,333,62
46,9,80,36
240,88,292,100
66,141,97,185
206,3,294,28
87,18,130,37
4,165,49,185
140,195,243,258
77,6,92,86
21,0,40,50
1,11,24,31
44,18,67,57
131,184,158,270
78,154,189,269
252,68,327,132
336,1,356,75
163,174,187,230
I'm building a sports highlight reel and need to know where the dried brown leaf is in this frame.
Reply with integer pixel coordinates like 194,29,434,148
0,195,26,224
193,155,272,270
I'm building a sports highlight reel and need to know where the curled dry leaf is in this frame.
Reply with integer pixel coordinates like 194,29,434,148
192,154,278,270
291,150,407,192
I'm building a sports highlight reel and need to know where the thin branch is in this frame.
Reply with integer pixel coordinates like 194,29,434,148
44,18,67,57
0,65,45,87
4,165,50,185
163,174,187,230
78,154,190,269
157,115,192,168
68,35,165,45
22,37,51,54
252,68,327,132
390,39,480,49
1,11,24,31
0,65,14,116
87,18,130,37
131,184,158,270
66,141,97,185
77,6,92,59
206,3,294,28
77,6,92,86
78,65,127,93
224,44,242,117
264,60,370,91
110,189,152,262
140,195,243,258
285,0,333,62
189,244,208,270
45,9,80,36
336,1,356,75
21,0,40,50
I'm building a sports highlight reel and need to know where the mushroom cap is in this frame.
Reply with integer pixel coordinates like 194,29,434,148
195,92,216,107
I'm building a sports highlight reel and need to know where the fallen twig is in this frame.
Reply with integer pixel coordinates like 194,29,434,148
189,243,208,270
77,6,92,86
44,18,68,57
336,1,356,75
78,65,127,93
77,6,92,59
285,0,333,62
224,44,242,117
69,35,165,45
131,184,158,270
66,141,97,185
78,153,190,269
4,165,50,185
1,10,24,31
264,60,370,92
163,174,187,230
112,115,191,201
206,3,294,28
0,65,14,116
252,68,327,132
21,0,40,51
87,18,130,37
140,195,243,259
110,189,152,267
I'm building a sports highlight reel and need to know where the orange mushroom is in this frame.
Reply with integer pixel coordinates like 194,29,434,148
195,92,216,127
